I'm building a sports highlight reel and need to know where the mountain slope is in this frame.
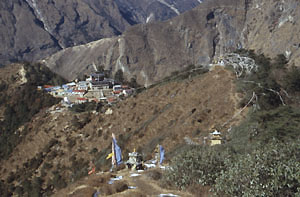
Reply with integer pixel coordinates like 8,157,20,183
0,66,243,196
44,0,300,86
0,0,130,65
0,0,201,66
115,0,202,24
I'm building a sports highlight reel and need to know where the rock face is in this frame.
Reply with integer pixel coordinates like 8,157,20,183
0,0,130,65
44,0,300,86
0,0,201,66
115,0,202,24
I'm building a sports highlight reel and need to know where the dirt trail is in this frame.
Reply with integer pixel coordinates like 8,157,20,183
58,167,194,197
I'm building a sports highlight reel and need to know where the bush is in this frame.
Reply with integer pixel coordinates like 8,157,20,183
0,82,7,91
70,102,101,113
164,104,300,196
0,78,61,160
114,69,124,83
51,171,67,190
273,54,288,69
213,140,300,196
164,145,233,189
69,157,89,182
235,52,283,110
284,66,300,92
67,137,76,149
229,106,300,148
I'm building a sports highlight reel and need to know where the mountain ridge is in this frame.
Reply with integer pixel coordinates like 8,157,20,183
0,0,201,66
43,0,300,86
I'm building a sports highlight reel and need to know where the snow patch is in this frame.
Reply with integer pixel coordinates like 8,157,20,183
159,194,178,197
157,0,180,15
278,15,294,28
141,70,149,87
18,66,27,85
92,62,97,71
130,173,141,177
285,50,291,58
146,13,154,23
115,38,129,74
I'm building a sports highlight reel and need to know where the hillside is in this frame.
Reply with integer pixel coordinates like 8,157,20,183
44,0,300,86
0,63,65,160
115,0,202,24
1,51,300,196
0,66,244,196
0,0,201,66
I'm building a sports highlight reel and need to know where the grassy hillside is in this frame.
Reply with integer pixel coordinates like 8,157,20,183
0,64,238,196
0,63,65,160
164,52,300,196
1,54,299,196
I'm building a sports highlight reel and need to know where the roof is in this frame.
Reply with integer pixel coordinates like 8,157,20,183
78,81,88,84
77,97,87,100
90,73,105,77
107,97,116,102
113,90,122,94
211,130,221,135
66,82,76,86
44,85,54,88
91,81,110,86
73,90,86,93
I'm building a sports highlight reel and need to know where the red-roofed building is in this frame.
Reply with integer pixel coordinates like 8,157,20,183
107,97,117,104
76,97,87,104
72,90,86,96
43,85,54,88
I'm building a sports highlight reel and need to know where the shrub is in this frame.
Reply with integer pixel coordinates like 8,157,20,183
235,52,283,110
229,106,300,148
7,172,16,183
164,105,300,196
51,171,67,190
70,102,101,113
114,69,124,83
164,145,233,189
273,54,288,69
284,66,300,92
69,157,89,182
213,140,300,196
67,137,76,149
0,75,61,160
43,162,53,170
0,82,7,91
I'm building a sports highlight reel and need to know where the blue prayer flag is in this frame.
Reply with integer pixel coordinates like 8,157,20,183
159,145,165,164
113,138,123,165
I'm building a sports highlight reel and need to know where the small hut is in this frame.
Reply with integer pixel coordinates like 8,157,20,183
210,130,222,146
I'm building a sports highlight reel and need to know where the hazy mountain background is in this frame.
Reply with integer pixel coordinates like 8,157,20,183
43,0,300,86
0,0,202,66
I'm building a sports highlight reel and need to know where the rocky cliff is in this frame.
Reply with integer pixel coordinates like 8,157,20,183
0,0,201,66
44,0,300,86
115,0,202,24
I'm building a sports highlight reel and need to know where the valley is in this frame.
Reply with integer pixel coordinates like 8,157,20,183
0,0,300,196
